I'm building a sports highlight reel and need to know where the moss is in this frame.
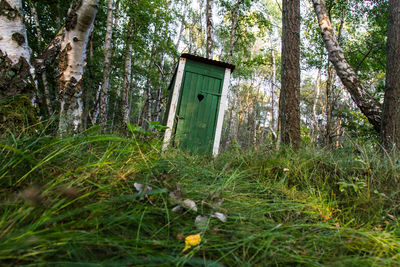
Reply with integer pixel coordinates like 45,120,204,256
0,96,39,135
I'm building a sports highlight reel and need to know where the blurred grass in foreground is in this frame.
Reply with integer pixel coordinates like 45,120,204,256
1,128,400,266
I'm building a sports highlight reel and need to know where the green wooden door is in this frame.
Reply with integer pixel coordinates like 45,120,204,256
174,66,224,153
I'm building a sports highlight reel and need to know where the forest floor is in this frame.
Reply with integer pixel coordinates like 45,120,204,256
1,128,400,266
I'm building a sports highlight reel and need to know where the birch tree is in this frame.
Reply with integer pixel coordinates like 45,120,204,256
98,0,114,124
122,24,133,124
206,0,213,59
312,0,382,132
58,0,99,134
0,0,34,100
227,0,241,64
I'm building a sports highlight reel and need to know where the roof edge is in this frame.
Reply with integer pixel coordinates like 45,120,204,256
181,53,236,72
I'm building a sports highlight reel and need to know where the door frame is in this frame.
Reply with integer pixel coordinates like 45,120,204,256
163,57,232,156
163,58,186,150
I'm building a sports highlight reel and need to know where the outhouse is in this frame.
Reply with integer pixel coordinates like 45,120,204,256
163,54,235,156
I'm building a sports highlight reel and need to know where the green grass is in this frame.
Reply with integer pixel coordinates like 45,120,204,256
1,130,400,266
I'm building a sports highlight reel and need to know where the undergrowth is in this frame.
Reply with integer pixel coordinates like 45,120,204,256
1,129,400,266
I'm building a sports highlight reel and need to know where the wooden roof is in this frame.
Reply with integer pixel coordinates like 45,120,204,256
181,53,236,72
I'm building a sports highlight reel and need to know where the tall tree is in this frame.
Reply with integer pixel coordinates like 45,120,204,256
58,0,99,134
279,0,301,147
122,23,133,124
381,0,400,150
206,0,213,59
312,0,382,132
0,0,34,100
98,0,114,124
30,2,51,115
227,0,241,64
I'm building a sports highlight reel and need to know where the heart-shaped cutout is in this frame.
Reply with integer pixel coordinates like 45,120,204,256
197,94,205,102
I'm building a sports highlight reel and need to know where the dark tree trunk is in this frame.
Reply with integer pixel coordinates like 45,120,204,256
381,0,400,150
31,2,52,115
279,0,301,148
325,63,334,146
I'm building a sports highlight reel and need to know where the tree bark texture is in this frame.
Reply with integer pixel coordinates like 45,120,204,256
312,69,321,141
0,0,34,100
381,0,400,150
206,0,213,59
279,0,301,148
270,42,277,133
312,0,382,132
122,40,132,124
31,3,52,115
82,32,94,130
98,0,114,124
33,29,63,75
325,64,334,145
141,39,157,128
227,0,241,64
58,0,99,134
154,55,165,122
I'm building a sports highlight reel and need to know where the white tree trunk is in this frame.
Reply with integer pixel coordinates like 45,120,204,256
175,0,189,50
98,0,114,124
270,42,277,133
58,0,99,134
122,27,133,124
227,0,241,64
312,0,382,132
312,69,321,141
154,55,165,122
0,0,34,99
206,0,213,59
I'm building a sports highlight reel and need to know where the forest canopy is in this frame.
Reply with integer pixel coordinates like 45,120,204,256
0,0,398,151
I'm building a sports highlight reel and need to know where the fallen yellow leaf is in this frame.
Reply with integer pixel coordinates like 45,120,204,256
183,234,201,252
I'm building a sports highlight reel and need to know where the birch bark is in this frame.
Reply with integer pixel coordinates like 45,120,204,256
0,0,34,99
98,0,114,124
270,43,277,133
175,0,189,50
205,0,213,59
312,69,321,141
122,33,132,124
227,0,241,64
312,0,382,132
58,0,99,134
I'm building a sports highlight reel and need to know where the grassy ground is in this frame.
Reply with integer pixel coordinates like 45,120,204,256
1,129,400,266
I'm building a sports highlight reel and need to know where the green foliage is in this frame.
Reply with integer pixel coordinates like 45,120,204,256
338,108,379,144
1,133,400,265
